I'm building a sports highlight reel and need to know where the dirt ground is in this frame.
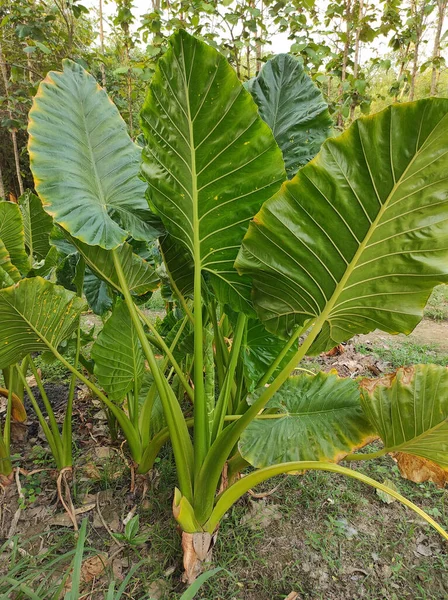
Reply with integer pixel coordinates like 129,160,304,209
357,318,448,352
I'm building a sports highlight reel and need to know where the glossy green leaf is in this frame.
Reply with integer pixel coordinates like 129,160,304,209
245,54,333,178
360,364,448,470
19,191,53,260
240,317,299,392
28,59,162,249
56,253,78,292
92,300,144,401
67,234,159,296
239,372,375,468
140,30,285,312
236,99,448,352
84,268,113,315
159,234,194,299
0,238,21,287
0,201,29,274
0,277,85,369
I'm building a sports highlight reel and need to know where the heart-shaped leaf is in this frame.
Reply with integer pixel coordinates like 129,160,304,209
92,300,144,401
140,30,285,312
246,54,333,178
28,59,161,249
236,99,448,351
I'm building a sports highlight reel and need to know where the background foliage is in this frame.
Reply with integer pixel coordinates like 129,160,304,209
0,0,447,200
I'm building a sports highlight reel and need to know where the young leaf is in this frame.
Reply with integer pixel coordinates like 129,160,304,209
83,268,113,315
245,54,333,178
236,99,448,351
0,201,29,274
91,300,144,401
240,317,299,391
19,191,53,260
0,238,21,287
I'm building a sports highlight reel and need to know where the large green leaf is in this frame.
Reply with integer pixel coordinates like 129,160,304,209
0,201,29,274
239,372,375,468
0,238,21,287
28,59,162,250
67,234,159,296
360,364,448,470
140,30,285,312
0,277,85,369
91,300,144,401
19,191,53,260
236,99,448,352
245,54,333,178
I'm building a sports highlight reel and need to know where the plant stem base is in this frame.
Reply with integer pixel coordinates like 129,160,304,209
181,531,217,583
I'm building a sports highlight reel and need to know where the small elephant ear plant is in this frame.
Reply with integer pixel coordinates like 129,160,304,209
0,30,447,581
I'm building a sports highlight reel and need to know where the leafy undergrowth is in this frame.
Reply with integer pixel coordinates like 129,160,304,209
1,388,447,600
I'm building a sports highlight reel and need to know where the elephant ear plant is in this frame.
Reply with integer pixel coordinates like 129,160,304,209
1,30,447,579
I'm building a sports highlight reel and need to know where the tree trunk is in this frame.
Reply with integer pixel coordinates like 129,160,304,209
394,43,410,102
349,0,364,121
99,0,107,88
125,45,134,138
0,41,24,196
0,160,5,200
409,0,427,101
337,0,352,128
430,0,447,96
256,0,263,74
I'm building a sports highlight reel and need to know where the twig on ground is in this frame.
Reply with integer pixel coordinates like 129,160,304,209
96,492,123,547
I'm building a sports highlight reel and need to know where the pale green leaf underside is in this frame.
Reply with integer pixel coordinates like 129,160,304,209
0,201,29,274
28,59,160,250
361,364,448,470
239,372,375,468
66,233,159,296
236,99,448,351
0,277,85,369
92,300,144,401
245,53,333,178
140,30,285,311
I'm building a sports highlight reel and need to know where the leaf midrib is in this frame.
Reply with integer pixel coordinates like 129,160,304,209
74,71,108,214
270,405,363,418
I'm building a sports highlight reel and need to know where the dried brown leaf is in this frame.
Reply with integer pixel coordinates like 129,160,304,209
392,453,448,488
